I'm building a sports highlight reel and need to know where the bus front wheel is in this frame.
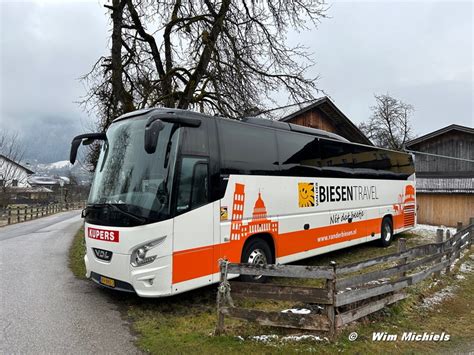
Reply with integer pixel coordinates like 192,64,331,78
379,217,393,247
241,239,272,283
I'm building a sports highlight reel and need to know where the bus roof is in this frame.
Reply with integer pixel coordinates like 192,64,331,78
113,107,350,143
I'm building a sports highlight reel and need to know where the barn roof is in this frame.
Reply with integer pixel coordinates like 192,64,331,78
0,154,35,175
416,177,474,194
256,96,372,145
406,124,474,148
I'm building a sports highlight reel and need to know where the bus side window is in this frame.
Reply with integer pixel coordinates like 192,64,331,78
321,140,353,169
176,157,209,214
218,120,279,175
277,132,321,171
191,163,208,209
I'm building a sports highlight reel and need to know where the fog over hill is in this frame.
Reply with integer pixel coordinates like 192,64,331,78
20,115,87,164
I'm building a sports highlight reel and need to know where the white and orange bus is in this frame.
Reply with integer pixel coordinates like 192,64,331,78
70,108,416,297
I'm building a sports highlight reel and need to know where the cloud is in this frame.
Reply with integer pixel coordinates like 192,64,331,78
289,1,473,133
1,0,108,162
0,0,472,164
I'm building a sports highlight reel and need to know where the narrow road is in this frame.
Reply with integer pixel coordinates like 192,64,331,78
0,211,140,354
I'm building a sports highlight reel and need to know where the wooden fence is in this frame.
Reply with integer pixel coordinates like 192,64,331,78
216,218,474,337
0,201,86,226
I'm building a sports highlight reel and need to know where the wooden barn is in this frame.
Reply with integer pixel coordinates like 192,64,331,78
259,96,372,145
406,124,474,227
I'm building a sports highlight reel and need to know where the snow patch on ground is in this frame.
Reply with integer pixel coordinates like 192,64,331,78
453,255,473,279
246,334,327,344
460,262,473,274
421,285,457,309
422,252,473,308
281,308,311,314
281,335,327,342
409,224,456,242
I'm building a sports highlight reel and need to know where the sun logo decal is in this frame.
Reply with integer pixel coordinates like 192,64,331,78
298,182,315,207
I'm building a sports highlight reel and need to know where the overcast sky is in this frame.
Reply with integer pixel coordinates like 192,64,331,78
0,0,472,163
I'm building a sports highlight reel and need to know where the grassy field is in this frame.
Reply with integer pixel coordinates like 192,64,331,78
69,228,474,354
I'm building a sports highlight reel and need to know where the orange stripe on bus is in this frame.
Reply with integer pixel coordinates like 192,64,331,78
172,215,411,284
276,217,377,258
172,245,214,284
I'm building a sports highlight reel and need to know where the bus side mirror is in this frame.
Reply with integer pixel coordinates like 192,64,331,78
70,133,107,164
144,118,165,154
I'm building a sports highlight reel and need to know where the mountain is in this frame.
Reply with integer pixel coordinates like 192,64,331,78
30,160,92,185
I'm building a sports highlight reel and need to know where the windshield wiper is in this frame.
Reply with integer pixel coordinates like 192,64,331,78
92,203,147,224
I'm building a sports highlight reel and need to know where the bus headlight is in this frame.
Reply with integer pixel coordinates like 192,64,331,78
137,248,146,259
131,236,166,267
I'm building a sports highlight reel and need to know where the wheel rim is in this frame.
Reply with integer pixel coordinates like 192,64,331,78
384,223,392,241
248,249,268,280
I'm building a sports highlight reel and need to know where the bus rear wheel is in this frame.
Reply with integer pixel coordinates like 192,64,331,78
241,239,272,283
379,217,393,247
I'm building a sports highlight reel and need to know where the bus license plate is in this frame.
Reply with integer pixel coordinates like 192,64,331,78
100,276,115,288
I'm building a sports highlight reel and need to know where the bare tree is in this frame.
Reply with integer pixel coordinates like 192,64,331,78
359,94,415,150
81,0,328,142
0,130,28,190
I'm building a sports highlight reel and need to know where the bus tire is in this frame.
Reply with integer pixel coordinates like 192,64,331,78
240,239,272,283
379,217,393,247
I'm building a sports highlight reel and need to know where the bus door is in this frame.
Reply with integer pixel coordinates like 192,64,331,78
173,121,215,292
172,155,215,289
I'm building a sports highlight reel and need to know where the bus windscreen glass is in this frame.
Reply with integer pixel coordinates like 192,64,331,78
88,117,179,222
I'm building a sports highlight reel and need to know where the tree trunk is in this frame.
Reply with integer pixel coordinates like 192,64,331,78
110,0,129,124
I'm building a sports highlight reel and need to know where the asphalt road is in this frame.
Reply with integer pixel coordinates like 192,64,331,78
0,211,140,354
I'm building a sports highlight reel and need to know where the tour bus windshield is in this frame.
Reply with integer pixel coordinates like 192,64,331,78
88,117,179,223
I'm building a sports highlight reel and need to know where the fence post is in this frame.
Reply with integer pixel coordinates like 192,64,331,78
469,217,474,249
7,207,11,225
36,206,39,218
326,261,337,339
455,222,464,260
24,206,27,221
398,238,407,278
445,229,452,275
16,206,20,223
215,260,227,335
434,229,444,279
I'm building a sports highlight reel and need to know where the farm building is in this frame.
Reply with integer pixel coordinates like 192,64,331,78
258,96,372,145
406,124,474,227
0,154,35,188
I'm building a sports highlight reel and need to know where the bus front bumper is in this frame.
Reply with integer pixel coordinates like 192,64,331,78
84,252,173,297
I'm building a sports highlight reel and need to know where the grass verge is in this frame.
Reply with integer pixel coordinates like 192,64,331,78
68,229,474,353
69,226,87,280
